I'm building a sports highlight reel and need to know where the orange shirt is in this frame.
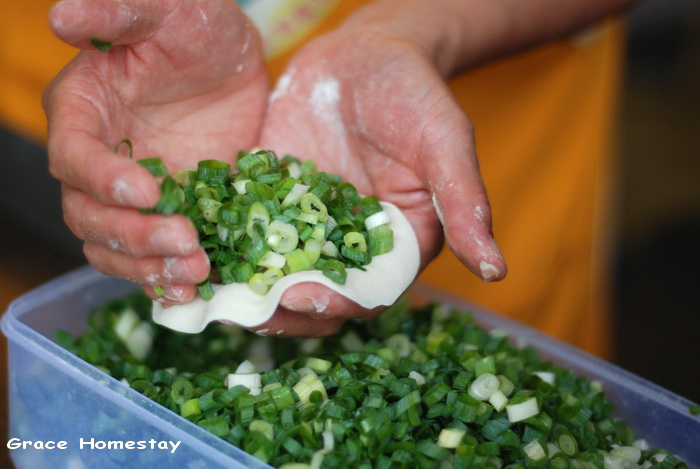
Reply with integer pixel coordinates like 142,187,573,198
0,1,623,357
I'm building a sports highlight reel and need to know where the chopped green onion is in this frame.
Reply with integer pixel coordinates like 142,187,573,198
90,38,113,52
488,390,509,412
198,159,231,183
293,373,327,409
266,220,299,254
280,182,309,208
113,138,133,158
523,439,547,461
284,249,313,274
321,260,347,285
128,149,395,299
59,293,689,469
469,373,500,401
343,232,367,252
180,398,201,418
438,428,467,449
197,280,215,301
248,273,269,295
262,268,285,286
364,210,390,230
304,239,322,265
506,391,539,422
321,240,338,257
247,202,271,239
257,251,286,270
340,245,371,264
300,193,328,221
138,158,168,177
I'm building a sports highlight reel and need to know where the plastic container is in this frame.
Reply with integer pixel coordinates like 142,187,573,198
2,266,699,468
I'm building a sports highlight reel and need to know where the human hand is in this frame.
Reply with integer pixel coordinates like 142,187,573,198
44,0,268,303
254,24,506,336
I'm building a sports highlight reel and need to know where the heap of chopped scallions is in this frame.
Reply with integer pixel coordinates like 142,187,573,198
135,148,394,299
57,293,688,469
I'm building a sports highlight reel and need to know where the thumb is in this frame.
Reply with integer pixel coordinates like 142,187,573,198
420,106,507,283
49,0,170,50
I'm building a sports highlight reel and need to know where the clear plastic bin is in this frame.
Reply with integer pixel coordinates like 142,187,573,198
2,266,699,468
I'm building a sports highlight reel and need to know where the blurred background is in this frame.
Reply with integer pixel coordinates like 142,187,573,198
613,0,700,404
1,0,699,466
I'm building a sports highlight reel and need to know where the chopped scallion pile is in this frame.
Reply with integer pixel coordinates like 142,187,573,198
135,149,394,298
57,293,689,468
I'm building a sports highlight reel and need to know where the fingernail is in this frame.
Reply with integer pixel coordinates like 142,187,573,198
111,177,160,208
163,257,194,281
479,261,500,284
280,290,329,314
479,235,506,283
150,225,196,255
163,285,188,303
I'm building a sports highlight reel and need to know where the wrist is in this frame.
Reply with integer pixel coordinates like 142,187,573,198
337,0,508,79
337,0,635,79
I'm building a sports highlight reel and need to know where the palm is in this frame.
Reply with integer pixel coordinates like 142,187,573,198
261,30,473,267
44,0,270,311
49,0,268,170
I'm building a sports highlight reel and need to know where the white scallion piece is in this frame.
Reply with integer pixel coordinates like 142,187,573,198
547,442,561,457
232,179,251,194
437,428,466,449
633,439,650,451
250,420,274,440
225,372,262,390
322,430,334,451
321,240,338,257
235,360,258,374
385,333,412,358
114,308,140,342
497,375,515,397
488,389,509,412
533,371,556,385
126,322,153,361
257,251,287,269
294,373,327,409
506,395,539,422
216,225,229,242
281,183,310,208
468,372,500,401
609,446,642,463
266,220,299,254
286,162,302,179
523,440,547,461
325,215,338,232
364,210,391,230
408,371,426,385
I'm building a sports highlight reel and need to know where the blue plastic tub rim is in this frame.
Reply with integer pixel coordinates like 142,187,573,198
1,265,270,469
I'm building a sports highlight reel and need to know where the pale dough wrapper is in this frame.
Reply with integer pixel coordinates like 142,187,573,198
152,202,420,333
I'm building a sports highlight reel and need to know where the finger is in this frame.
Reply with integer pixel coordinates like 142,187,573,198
49,0,169,49
418,101,507,283
142,283,198,305
83,242,210,286
250,308,347,338
62,186,199,257
278,282,386,321
45,114,162,208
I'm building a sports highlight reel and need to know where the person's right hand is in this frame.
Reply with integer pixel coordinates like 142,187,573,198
44,0,268,303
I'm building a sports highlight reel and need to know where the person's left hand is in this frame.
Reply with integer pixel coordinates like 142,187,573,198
252,24,506,337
